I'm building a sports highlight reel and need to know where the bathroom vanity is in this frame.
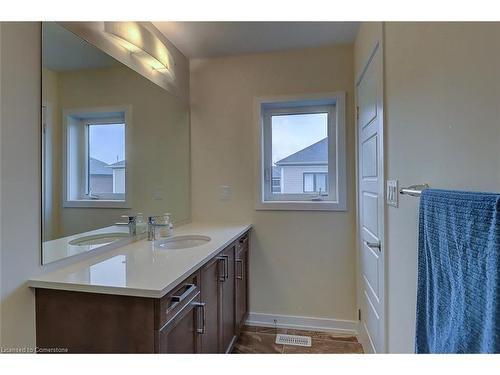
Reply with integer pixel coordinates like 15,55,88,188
35,23,251,354
30,223,250,353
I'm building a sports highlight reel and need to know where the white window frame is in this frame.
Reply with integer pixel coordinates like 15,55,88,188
255,92,347,211
62,106,132,208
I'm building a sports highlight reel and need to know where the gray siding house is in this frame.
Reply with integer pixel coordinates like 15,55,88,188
89,157,125,194
89,157,113,193
274,138,328,194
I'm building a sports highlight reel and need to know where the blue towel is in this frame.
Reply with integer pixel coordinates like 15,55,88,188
415,188,500,353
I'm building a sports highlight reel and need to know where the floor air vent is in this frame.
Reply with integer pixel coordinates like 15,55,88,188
275,333,312,347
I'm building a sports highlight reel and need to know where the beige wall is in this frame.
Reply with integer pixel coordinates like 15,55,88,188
44,65,190,238
0,22,190,348
0,22,41,348
0,22,3,346
190,45,357,321
42,68,61,240
383,22,500,352
354,23,383,83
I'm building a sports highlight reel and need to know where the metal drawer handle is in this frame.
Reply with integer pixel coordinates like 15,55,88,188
168,283,196,313
162,292,200,329
216,256,226,282
222,255,229,280
194,302,206,334
364,241,381,250
236,259,243,280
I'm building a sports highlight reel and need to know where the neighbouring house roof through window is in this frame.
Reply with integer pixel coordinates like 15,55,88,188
275,137,328,166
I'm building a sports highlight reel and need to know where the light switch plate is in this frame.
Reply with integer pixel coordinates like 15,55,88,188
386,179,398,207
220,185,232,201
153,189,165,201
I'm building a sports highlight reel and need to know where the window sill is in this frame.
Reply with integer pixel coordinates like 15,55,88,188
255,200,347,211
63,199,131,209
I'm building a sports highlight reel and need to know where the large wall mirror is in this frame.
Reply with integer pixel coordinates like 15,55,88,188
41,22,190,264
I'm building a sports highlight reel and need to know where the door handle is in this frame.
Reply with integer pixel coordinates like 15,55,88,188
194,302,206,334
236,259,243,280
364,240,381,250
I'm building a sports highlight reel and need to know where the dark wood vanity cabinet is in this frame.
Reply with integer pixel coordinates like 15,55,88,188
235,233,249,332
157,292,203,353
200,256,222,353
220,244,236,352
35,231,249,354
156,272,204,353
200,243,237,353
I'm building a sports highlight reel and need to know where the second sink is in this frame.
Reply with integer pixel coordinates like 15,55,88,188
155,235,211,250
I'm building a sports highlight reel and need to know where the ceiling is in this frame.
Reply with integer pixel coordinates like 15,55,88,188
153,22,359,59
43,22,120,72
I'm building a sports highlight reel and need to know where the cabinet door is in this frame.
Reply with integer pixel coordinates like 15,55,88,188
235,236,249,332
158,293,203,353
220,244,236,353
200,256,224,353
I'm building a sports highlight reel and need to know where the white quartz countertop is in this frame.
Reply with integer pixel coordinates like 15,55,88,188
29,222,251,298
42,225,131,264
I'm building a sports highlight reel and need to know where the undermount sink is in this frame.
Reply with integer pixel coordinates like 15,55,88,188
155,235,211,250
69,233,129,247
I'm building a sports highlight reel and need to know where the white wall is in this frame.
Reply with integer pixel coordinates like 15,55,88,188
384,22,500,353
190,45,357,322
0,22,190,349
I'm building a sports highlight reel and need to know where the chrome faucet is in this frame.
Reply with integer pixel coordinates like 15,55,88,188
147,215,173,241
147,216,156,241
121,215,137,236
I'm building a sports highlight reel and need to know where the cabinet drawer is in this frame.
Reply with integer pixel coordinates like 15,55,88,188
156,271,200,330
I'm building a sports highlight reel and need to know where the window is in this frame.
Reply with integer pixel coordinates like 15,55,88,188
87,123,126,200
257,93,346,211
303,172,328,193
272,178,281,193
271,166,282,193
63,107,130,208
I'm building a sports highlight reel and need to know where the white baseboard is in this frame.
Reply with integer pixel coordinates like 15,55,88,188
246,312,358,335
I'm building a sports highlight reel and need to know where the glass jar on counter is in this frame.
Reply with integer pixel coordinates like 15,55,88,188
155,213,171,238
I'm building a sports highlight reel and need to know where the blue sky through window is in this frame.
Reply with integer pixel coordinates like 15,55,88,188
271,113,328,164
88,123,125,165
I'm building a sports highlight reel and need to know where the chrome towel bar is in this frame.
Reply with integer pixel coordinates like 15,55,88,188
400,184,429,197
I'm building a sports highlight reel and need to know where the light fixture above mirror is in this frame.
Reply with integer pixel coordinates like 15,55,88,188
104,22,173,75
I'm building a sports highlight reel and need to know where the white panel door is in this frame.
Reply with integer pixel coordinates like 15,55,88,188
357,41,385,353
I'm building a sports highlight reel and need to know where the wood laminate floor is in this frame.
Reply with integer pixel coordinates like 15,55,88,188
233,326,364,354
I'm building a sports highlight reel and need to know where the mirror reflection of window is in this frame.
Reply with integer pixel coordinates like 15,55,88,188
63,109,129,207
41,22,190,265
87,122,126,200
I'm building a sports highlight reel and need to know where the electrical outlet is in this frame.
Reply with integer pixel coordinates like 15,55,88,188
386,179,398,207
